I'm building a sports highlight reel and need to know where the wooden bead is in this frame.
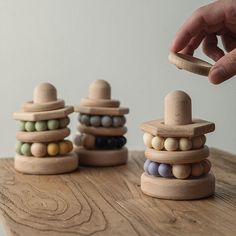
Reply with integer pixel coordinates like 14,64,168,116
202,159,211,174
59,117,70,128
179,138,192,151
80,114,90,126
90,116,101,127
73,134,82,147
172,164,191,179
158,164,172,177
112,116,123,128
101,116,112,127
151,136,164,150
164,138,178,151
82,134,96,149
47,143,59,156
19,121,26,131
35,121,47,131
65,140,73,152
21,143,32,156
148,162,159,176
192,136,203,149
15,141,23,154
47,119,59,130
191,162,204,177
25,121,35,132
143,133,153,148
31,143,47,157
59,141,70,155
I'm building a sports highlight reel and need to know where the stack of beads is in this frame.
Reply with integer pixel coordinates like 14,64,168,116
140,90,215,200
13,83,78,175
73,80,129,167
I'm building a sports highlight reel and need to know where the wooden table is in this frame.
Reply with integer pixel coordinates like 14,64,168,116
0,149,235,236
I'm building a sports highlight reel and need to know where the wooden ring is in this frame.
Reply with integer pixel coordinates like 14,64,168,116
77,124,127,136
141,172,215,200
80,98,120,108
74,147,128,167
21,99,65,112
16,128,70,143
168,52,212,76
14,153,78,175
145,146,209,164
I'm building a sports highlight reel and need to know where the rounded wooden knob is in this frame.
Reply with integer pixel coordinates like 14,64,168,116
164,90,192,125
33,83,57,104
88,80,111,100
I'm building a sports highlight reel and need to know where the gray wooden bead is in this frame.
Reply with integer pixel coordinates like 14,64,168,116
112,116,123,127
101,116,112,127
80,114,90,126
90,116,101,127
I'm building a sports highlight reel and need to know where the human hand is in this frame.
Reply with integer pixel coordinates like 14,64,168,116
171,0,236,84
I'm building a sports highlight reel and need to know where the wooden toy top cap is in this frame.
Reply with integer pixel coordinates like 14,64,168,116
164,90,192,125
33,83,57,104
88,80,111,100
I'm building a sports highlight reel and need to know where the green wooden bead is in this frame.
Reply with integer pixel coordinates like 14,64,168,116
19,121,26,131
59,117,70,128
15,141,23,154
47,119,59,130
35,121,47,131
25,121,36,132
21,143,32,156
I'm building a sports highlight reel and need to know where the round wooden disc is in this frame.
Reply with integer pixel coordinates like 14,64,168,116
145,146,209,164
80,98,120,108
77,124,127,136
141,172,215,200
74,147,128,167
14,153,78,175
16,128,70,143
168,51,212,76
21,99,65,112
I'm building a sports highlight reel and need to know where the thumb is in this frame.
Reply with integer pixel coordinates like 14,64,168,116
209,48,236,84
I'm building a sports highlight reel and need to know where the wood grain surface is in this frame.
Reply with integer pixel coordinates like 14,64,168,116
0,149,235,236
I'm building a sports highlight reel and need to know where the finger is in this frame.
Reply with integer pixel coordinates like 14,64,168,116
202,34,225,61
221,33,236,52
209,48,236,84
180,33,205,56
171,1,225,52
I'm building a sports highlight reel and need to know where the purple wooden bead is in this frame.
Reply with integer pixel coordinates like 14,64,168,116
148,162,159,176
143,159,152,172
158,164,172,178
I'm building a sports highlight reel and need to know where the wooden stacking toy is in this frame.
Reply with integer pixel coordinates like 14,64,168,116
140,90,215,200
73,80,129,166
13,83,78,175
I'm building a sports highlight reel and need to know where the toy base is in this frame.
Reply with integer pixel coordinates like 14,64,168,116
141,172,215,200
14,153,78,175
74,147,128,167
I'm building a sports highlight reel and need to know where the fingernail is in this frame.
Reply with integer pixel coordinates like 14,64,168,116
209,66,227,84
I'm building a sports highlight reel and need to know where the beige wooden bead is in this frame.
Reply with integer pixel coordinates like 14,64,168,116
172,164,191,179
201,135,206,146
31,143,47,157
82,134,96,149
164,138,179,151
179,138,192,151
192,136,203,149
143,133,154,148
191,162,204,177
202,159,211,174
151,136,164,150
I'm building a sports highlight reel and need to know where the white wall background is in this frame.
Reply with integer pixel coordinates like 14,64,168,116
0,0,236,157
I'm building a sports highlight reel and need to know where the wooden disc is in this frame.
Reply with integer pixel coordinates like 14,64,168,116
16,128,70,143
13,106,74,122
168,52,212,76
21,99,65,112
80,98,120,108
74,106,129,116
141,172,215,200
14,153,78,175
74,147,128,167
77,124,127,136
145,146,209,164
